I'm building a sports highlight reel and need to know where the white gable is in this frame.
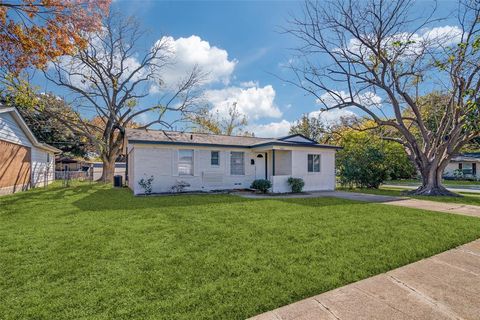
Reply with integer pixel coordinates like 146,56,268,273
0,112,32,147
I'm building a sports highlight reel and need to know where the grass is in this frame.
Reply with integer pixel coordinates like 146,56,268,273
1,182,480,320
340,186,480,206
388,179,480,187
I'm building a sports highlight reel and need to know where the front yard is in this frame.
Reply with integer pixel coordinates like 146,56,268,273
1,183,480,320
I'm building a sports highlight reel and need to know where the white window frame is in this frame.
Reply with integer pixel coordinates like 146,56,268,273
230,151,245,175
307,154,321,173
211,151,220,166
178,149,194,176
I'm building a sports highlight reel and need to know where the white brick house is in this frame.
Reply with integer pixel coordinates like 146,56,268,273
125,129,340,195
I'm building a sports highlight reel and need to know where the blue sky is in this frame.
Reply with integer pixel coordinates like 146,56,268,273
37,0,461,137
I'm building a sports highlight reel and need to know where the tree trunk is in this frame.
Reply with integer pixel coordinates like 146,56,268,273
408,163,460,197
99,155,116,183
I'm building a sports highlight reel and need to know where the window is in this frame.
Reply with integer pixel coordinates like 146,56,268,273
211,151,220,166
47,153,50,164
178,149,194,175
308,154,321,173
230,152,245,175
458,163,463,170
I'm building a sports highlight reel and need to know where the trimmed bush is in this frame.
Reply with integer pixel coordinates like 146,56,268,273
287,177,305,193
250,179,272,193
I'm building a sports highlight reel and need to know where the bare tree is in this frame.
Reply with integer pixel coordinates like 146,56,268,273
188,102,251,136
43,12,203,182
286,0,480,195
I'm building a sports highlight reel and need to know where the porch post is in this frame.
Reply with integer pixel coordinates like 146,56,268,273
264,152,268,180
272,149,275,176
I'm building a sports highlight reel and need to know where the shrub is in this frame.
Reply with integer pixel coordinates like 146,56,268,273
250,179,272,193
138,175,154,195
287,177,305,193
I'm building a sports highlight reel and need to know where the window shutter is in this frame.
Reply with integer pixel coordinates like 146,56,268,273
172,149,179,176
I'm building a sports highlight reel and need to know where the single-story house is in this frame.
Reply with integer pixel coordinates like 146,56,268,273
444,153,480,180
0,106,60,195
125,129,340,195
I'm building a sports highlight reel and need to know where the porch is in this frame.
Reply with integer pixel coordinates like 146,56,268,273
252,148,293,193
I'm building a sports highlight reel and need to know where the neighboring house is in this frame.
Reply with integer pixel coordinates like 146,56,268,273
90,162,126,181
125,129,340,195
0,107,60,195
444,153,480,180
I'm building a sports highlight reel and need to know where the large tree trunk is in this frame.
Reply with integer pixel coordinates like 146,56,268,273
99,155,116,183
409,162,460,197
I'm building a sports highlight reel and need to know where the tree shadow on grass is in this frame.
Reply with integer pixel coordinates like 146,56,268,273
72,187,253,211
274,196,369,208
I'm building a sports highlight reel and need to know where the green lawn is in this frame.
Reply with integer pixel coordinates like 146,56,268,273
1,183,480,320
340,187,480,206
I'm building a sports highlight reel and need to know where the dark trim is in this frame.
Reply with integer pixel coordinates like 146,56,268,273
265,152,268,180
272,149,276,176
251,141,342,150
128,139,342,150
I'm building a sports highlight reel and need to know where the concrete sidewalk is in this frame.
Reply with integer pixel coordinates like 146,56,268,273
249,239,480,320
383,184,480,194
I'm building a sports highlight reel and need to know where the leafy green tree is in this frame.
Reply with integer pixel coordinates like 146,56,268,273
289,114,328,143
4,93,90,157
338,130,415,188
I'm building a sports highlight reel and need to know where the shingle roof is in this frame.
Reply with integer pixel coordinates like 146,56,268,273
126,129,341,149
451,153,480,162
127,129,273,146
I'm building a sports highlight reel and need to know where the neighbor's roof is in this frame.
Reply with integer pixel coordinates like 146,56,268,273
451,153,480,162
126,129,341,149
0,106,61,153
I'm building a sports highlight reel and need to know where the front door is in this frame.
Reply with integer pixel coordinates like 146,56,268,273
255,153,266,180
473,163,477,176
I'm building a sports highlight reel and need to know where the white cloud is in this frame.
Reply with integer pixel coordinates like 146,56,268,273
247,120,292,138
345,25,462,58
158,35,237,88
309,109,356,126
204,85,282,121
239,80,259,88
316,90,382,108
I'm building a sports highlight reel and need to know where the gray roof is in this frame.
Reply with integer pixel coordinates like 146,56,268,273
126,129,341,149
451,153,480,162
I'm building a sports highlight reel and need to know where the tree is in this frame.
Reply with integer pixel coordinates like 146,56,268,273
287,0,480,196
9,93,90,157
0,0,110,76
189,102,252,136
289,114,329,143
338,130,388,188
43,12,203,182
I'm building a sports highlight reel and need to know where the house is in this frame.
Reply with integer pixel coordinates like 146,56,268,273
125,129,340,195
0,107,60,195
444,153,480,180
90,161,126,181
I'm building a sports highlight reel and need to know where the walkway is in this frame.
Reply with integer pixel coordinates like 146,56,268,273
249,239,480,320
235,191,480,218
383,184,480,194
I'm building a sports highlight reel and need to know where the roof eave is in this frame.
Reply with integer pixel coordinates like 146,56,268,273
128,139,342,150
